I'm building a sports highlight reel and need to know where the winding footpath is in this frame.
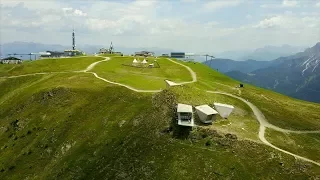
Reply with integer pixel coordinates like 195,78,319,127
207,91,320,166
83,57,161,93
167,58,197,85
2,56,320,166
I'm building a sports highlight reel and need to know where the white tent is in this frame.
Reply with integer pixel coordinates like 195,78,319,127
195,105,218,123
142,59,147,64
177,103,194,126
213,103,234,119
133,59,138,63
132,59,138,66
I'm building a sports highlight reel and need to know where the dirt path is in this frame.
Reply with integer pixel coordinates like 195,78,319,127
167,58,197,85
86,56,162,93
208,91,320,134
90,72,161,93
1,57,197,94
83,57,110,72
207,91,320,166
84,56,198,93
0,72,71,79
2,56,320,166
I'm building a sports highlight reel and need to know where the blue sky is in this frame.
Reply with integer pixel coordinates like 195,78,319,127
1,0,320,53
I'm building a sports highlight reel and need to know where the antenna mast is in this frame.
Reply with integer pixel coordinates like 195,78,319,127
72,29,76,50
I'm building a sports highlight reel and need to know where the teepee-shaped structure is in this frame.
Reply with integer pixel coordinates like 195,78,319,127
132,58,138,66
142,59,147,64
133,58,138,63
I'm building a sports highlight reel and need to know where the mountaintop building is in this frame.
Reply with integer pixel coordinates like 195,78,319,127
195,105,218,123
176,103,194,127
1,56,22,64
135,51,154,57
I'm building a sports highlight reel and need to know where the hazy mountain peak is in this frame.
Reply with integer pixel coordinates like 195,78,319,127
216,44,306,61
313,42,320,50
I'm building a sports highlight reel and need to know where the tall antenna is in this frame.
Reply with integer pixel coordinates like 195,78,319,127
72,29,76,50
109,41,114,54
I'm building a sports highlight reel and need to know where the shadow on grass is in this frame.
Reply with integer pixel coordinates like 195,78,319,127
170,115,192,140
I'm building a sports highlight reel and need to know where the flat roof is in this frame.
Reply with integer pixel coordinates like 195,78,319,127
195,105,218,115
177,103,193,113
214,103,234,109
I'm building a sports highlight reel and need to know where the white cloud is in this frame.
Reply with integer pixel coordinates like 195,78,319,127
253,16,286,29
180,0,197,3
62,8,87,17
261,0,300,8
282,0,299,7
253,13,320,30
0,0,319,53
316,1,320,7
203,0,242,11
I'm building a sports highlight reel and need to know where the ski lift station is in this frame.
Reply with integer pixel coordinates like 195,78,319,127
213,103,234,119
177,103,194,127
195,105,218,123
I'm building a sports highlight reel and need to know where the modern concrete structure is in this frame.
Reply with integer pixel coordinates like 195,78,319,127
165,80,178,88
195,105,218,123
177,103,194,126
213,103,234,119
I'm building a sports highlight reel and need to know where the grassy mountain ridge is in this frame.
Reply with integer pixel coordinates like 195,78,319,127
0,56,320,179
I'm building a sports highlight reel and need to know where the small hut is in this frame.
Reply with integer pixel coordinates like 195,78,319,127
213,103,234,119
195,105,218,123
177,103,194,126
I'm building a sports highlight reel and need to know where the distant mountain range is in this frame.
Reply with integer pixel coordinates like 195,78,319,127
203,59,281,73
215,45,306,61
207,42,320,103
0,42,176,59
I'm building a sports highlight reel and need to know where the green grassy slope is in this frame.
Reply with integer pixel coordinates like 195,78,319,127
0,64,18,77
91,56,192,90
0,74,319,179
173,59,320,131
1,56,320,179
0,57,103,77
171,85,260,141
266,129,320,162
241,85,320,130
